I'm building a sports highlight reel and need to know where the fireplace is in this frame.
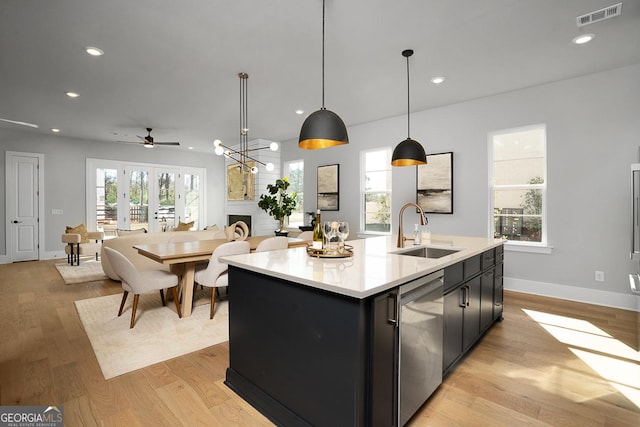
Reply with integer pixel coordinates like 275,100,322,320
228,214,252,236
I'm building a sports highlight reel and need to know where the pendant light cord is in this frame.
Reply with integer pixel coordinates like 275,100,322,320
321,0,326,109
406,53,410,138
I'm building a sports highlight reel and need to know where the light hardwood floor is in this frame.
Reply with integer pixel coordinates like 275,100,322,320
1,259,638,426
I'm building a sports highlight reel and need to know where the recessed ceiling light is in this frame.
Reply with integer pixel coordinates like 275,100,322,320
51,128,60,133
188,146,194,150
84,46,104,56
431,76,445,84
66,91,79,98
295,109,304,115
572,34,595,45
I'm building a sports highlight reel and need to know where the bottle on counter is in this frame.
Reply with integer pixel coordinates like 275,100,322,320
312,209,323,250
413,224,421,245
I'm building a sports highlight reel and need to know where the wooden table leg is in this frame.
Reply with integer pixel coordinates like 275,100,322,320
181,262,196,317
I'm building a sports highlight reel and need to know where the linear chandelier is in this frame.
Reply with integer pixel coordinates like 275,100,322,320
214,72,277,174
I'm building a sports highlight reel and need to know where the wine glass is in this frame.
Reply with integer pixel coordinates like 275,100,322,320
323,221,339,253
337,222,349,252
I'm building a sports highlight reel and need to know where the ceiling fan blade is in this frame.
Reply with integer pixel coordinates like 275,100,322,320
154,142,180,145
0,118,39,128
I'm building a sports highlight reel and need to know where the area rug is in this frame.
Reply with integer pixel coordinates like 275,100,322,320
74,292,228,379
55,260,108,284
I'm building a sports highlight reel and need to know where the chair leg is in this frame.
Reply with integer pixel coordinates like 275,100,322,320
172,286,182,318
118,291,129,316
160,289,166,306
210,287,217,319
130,294,140,329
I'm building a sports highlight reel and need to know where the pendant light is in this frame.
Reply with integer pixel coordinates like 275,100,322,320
391,49,426,166
213,72,277,174
298,0,348,149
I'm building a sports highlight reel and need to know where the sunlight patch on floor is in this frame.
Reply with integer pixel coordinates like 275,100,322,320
522,308,640,409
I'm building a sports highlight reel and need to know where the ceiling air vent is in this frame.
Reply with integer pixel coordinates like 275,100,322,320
576,2,622,27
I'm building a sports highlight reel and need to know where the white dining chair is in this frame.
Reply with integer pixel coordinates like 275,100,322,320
296,231,313,242
193,241,251,319
255,236,288,252
103,247,182,328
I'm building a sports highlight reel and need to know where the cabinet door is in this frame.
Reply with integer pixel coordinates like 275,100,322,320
443,289,464,372
370,291,397,426
480,268,495,332
494,262,504,320
462,276,481,352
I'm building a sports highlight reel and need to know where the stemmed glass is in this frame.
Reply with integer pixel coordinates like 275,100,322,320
323,221,339,253
337,222,349,253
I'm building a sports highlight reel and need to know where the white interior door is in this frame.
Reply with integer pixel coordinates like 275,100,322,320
6,152,41,262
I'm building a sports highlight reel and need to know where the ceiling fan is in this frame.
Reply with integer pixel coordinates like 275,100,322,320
119,128,180,148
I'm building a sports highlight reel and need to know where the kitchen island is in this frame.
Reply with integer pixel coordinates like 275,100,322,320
223,234,504,426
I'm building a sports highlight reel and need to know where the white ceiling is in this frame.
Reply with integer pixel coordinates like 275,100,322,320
1,0,639,152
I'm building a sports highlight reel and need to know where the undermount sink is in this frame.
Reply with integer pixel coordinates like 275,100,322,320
397,247,460,259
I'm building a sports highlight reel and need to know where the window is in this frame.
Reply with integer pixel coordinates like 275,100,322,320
87,159,206,234
285,160,304,227
490,124,546,245
361,148,392,233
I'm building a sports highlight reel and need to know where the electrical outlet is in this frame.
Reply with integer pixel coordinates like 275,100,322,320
595,270,605,282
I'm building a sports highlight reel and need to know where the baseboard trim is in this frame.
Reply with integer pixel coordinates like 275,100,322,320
505,277,640,312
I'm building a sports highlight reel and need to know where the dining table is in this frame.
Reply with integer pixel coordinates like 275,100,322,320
133,236,308,317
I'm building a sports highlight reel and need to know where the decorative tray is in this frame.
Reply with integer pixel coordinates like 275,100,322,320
306,245,354,258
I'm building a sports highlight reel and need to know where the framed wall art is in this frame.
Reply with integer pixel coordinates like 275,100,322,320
317,164,339,211
227,162,255,201
417,152,453,214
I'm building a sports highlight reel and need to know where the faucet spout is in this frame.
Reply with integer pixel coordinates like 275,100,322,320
397,202,427,248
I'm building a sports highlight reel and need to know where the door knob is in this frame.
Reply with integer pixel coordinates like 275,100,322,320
12,220,22,223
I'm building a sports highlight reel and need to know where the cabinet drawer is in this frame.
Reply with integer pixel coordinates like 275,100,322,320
464,255,481,279
481,249,495,270
495,245,504,263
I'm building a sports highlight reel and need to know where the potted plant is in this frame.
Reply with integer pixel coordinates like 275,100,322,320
258,177,298,235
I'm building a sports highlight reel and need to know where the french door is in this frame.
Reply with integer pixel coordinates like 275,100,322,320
87,159,205,235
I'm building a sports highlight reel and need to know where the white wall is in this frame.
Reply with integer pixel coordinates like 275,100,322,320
0,130,225,260
281,64,640,310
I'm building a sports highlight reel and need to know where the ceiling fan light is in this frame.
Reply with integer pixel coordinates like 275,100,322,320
299,109,349,149
143,144,154,149
391,138,427,166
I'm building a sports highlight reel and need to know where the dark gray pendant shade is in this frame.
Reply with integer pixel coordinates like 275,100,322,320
298,0,348,150
391,137,427,166
299,108,349,149
391,49,427,166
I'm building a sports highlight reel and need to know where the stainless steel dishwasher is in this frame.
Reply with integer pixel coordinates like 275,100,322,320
396,269,444,426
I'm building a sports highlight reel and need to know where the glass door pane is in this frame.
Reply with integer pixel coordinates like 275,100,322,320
95,168,118,237
154,170,177,231
129,170,149,231
184,173,200,229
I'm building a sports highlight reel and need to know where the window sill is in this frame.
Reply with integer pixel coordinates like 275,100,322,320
356,231,391,239
504,242,553,254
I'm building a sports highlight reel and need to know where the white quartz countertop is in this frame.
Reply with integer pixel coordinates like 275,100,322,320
223,234,504,299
